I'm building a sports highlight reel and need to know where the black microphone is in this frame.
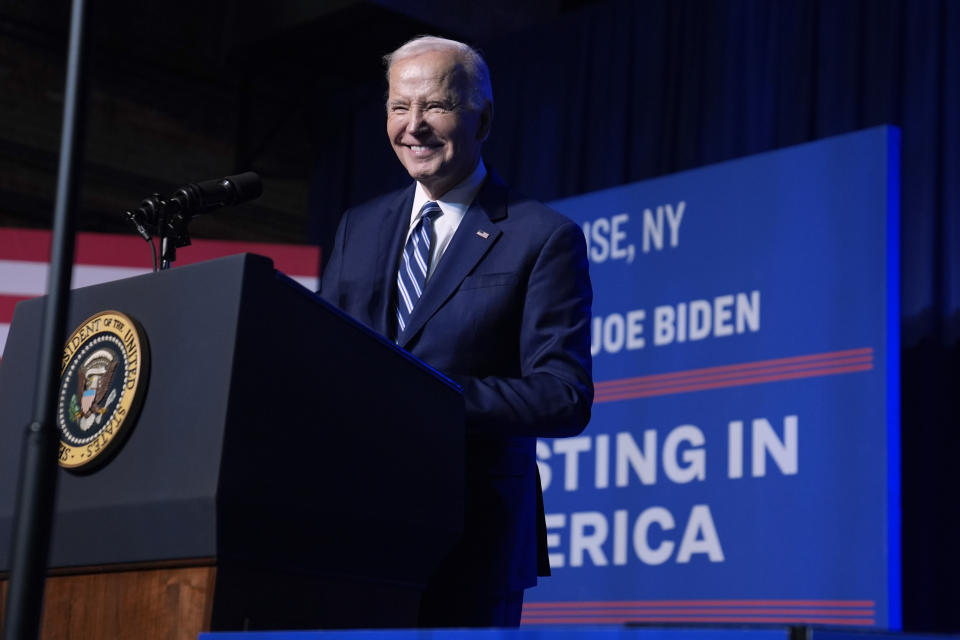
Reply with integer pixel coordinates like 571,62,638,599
121,171,262,270
169,171,263,215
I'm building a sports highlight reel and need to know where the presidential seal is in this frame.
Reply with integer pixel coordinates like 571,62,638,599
57,310,149,471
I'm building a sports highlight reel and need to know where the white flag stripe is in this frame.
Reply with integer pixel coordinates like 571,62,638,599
289,275,319,290
0,260,149,296
0,324,8,356
0,260,317,297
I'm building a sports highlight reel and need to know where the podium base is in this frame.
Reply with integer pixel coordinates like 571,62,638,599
0,561,427,636
0,562,215,640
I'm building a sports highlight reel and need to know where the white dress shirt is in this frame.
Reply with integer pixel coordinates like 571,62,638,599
407,160,487,280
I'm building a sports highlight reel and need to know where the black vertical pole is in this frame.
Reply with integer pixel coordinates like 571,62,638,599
2,0,88,638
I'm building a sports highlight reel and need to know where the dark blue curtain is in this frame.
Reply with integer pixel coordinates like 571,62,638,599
309,0,960,629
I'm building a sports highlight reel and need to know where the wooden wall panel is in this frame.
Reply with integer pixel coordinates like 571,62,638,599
0,566,216,640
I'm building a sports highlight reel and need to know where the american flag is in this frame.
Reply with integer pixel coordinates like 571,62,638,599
0,228,321,366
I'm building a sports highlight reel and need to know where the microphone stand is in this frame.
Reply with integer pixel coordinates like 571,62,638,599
125,193,194,271
160,208,192,270
2,0,88,638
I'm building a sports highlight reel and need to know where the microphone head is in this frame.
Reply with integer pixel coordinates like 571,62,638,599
224,172,262,202
173,171,264,214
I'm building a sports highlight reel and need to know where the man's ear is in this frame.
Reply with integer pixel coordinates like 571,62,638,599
477,102,493,142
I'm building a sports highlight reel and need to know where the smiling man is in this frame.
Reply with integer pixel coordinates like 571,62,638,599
320,36,593,627
386,46,490,200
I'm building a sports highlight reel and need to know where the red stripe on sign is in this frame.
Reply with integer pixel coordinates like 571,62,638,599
521,607,875,616
523,599,876,608
160,238,321,275
596,363,874,401
0,228,321,277
0,229,51,261
0,295,33,322
595,348,874,401
598,350,873,390
520,615,875,625
0,228,152,264
597,355,873,395
75,233,158,267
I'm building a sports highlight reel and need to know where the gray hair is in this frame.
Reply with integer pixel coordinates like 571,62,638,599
384,36,494,111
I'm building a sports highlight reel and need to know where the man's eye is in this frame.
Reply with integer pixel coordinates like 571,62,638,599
426,103,448,112
390,105,408,113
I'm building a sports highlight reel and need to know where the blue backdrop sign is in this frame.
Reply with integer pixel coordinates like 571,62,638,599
527,127,901,629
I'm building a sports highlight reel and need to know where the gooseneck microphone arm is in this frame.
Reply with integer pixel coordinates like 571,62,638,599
123,172,263,270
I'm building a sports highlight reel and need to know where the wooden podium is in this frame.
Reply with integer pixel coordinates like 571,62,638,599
0,254,465,637
0,563,215,639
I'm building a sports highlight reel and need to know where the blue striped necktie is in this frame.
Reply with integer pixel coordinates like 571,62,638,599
395,201,441,339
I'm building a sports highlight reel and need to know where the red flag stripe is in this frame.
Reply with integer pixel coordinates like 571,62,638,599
0,229,50,261
0,229,320,276
0,295,33,322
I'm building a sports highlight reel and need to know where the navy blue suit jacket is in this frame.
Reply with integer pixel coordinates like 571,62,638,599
320,171,593,594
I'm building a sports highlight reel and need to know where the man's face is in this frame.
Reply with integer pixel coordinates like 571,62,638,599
387,50,491,200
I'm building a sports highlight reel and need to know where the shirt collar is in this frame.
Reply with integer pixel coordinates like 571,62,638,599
410,159,487,226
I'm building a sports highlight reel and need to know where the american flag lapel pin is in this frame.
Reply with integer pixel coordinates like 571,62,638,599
476,230,490,239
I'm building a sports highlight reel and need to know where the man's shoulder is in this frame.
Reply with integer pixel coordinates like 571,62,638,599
482,173,580,233
506,191,575,227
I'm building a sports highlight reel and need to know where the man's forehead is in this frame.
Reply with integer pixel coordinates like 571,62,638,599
389,52,468,90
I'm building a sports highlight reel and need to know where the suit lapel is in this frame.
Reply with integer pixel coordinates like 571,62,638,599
376,184,416,336
398,174,509,348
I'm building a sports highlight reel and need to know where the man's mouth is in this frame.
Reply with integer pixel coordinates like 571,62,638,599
404,143,442,156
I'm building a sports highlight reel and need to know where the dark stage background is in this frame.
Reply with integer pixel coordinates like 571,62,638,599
0,0,957,631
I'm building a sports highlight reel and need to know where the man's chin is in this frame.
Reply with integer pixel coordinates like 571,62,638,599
402,162,443,184
402,156,440,175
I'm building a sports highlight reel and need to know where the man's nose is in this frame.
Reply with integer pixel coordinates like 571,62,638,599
405,106,428,133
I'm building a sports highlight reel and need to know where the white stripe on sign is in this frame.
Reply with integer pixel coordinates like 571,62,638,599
0,260,150,296
290,275,319,291
0,323,9,359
